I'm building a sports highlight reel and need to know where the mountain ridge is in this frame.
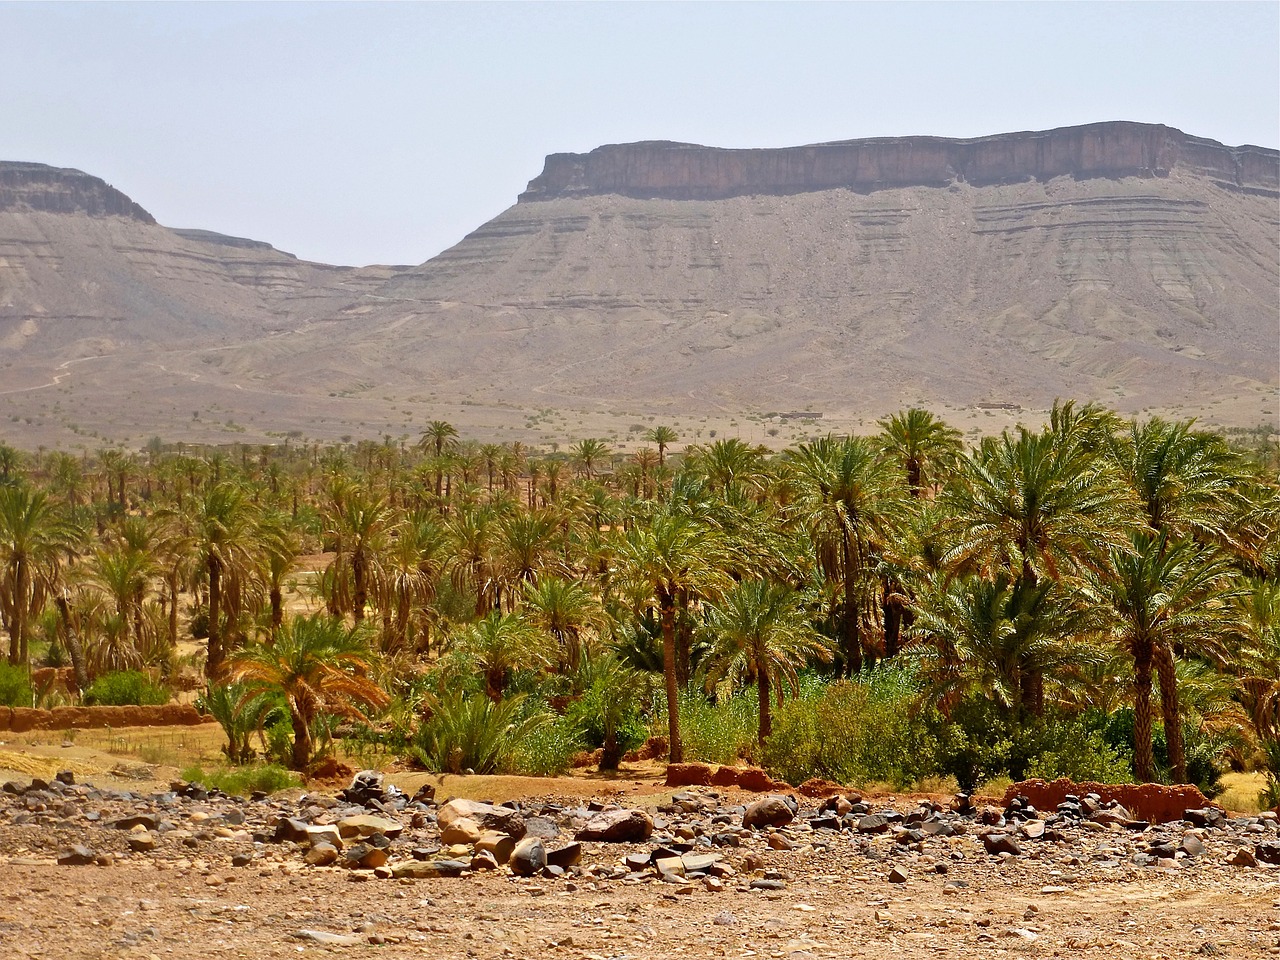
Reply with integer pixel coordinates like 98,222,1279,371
0,121,1276,448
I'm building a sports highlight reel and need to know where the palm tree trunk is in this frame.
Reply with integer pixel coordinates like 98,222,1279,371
206,556,223,679
167,571,180,653
291,710,312,770
660,588,683,764
11,560,29,666
352,550,367,623
841,538,862,676
1155,644,1187,783
54,595,89,692
1133,643,1155,782
757,662,772,744
675,587,692,689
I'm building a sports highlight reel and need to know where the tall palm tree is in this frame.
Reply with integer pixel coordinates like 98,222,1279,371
375,512,445,655
572,438,611,479
186,482,259,678
787,435,904,674
942,426,1137,588
644,426,679,471
701,579,832,742
419,420,458,501
1094,531,1242,783
877,408,963,499
492,508,566,609
616,512,729,762
230,614,388,769
323,481,392,624
0,485,78,665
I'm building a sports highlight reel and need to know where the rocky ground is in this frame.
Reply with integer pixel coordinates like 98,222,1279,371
0,769,1277,960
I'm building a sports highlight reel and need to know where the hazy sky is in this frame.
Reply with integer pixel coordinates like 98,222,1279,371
3,2,1277,266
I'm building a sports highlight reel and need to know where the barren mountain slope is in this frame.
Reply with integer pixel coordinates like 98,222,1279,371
0,123,1276,448
229,122,1279,426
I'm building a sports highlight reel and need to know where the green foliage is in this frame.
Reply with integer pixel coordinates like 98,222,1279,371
763,670,938,788
197,682,285,763
411,691,550,774
1102,707,1230,796
83,670,169,706
1259,738,1280,810
179,763,300,796
657,690,758,766
0,663,31,707
510,714,585,776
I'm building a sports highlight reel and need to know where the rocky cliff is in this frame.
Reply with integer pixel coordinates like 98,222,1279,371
520,122,1280,202
0,162,155,221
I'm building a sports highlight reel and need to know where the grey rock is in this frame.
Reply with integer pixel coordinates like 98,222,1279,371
981,832,1022,857
57,845,97,866
888,866,909,883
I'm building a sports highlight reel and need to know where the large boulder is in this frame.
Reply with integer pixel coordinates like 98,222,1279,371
743,795,796,830
436,799,526,839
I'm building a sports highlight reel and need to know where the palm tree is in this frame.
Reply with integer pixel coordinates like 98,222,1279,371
878,408,962,499
572,438,611,479
645,426,678,469
323,481,392,623
911,572,1101,721
375,512,445,655
0,485,78,665
419,420,458,501
88,541,155,657
787,435,904,674
1094,531,1242,782
701,579,832,742
616,512,729,762
491,508,566,608
1106,417,1243,545
942,426,1137,589
186,482,259,678
229,614,388,769
453,611,551,701
522,576,605,675
691,438,765,497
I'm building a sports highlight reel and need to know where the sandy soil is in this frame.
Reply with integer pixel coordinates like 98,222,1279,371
0,731,1276,959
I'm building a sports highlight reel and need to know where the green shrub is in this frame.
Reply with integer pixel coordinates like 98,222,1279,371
762,669,938,788
0,663,31,707
83,670,169,706
410,691,550,774
179,763,300,796
197,683,286,763
655,690,758,766
510,715,585,776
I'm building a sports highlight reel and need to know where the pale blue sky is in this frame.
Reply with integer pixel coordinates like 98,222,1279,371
3,1,1276,266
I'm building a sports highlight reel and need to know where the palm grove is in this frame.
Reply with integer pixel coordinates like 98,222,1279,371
0,407,1277,802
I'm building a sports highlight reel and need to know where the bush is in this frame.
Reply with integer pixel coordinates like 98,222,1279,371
83,670,169,706
179,763,300,796
510,715,585,776
410,692,551,774
763,670,939,788
656,690,758,766
936,700,1133,792
0,663,31,707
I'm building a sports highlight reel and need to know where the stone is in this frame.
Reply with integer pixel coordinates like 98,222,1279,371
509,837,546,877
475,830,516,864
305,843,340,866
981,832,1022,857
1255,841,1280,865
294,929,364,946
749,879,786,891
391,859,468,879
546,842,582,869
470,850,500,871
305,825,343,849
575,808,654,842
1179,834,1206,857
680,853,720,874
337,814,402,840
743,796,795,830
343,842,388,869
1184,807,1226,829
1020,820,1046,839
273,817,312,843
438,799,526,839
57,845,97,866
887,866,909,883
112,814,159,831
127,832,158,852
1227,848,1258,867
767,833,795,851
857,814,890,834
440,816,484,846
